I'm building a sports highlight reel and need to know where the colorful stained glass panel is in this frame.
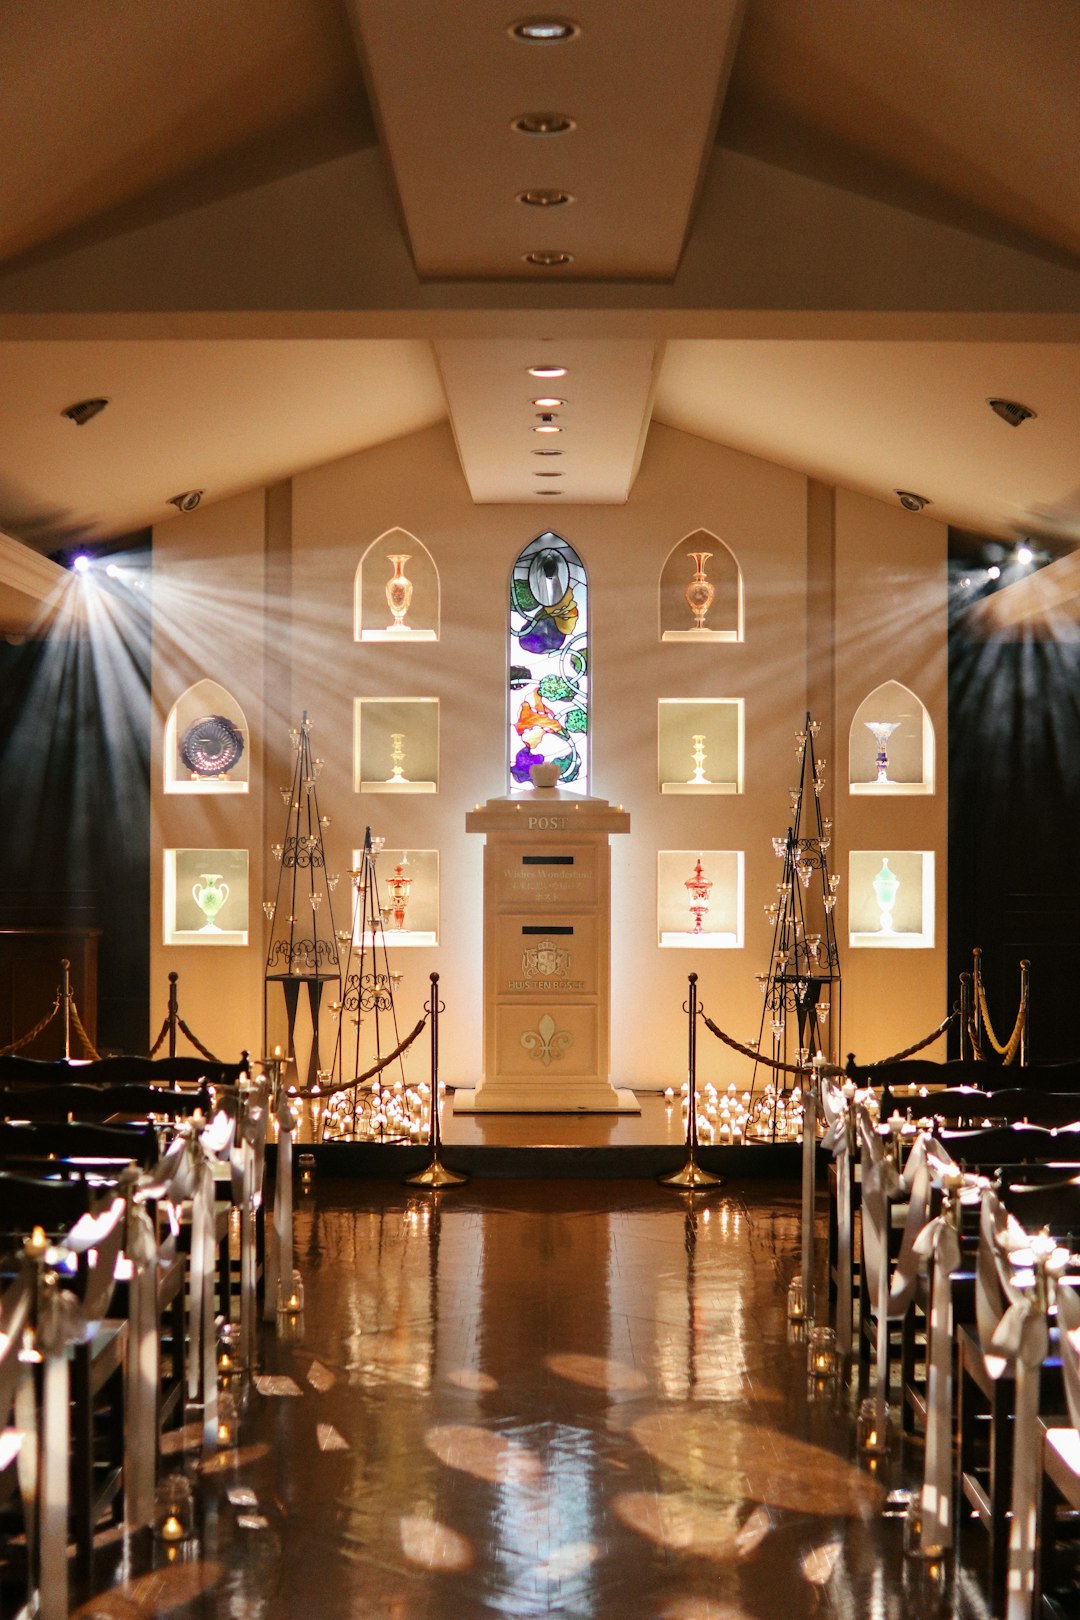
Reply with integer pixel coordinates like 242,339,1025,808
508,533,588,794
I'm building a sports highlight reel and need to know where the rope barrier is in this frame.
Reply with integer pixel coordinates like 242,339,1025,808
975,969,1026,1065
312,1016,428,1096
699,1005,955,1077
68,998,100,1061
147,1018,170,1058
175,1018,220,1064
0,994,62,1057
865,1008,958,1067
699,1012,829,1077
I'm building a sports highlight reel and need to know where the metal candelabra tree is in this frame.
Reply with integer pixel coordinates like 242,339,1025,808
751,712,842,1135
331,826,410,1136
263,711,343,1085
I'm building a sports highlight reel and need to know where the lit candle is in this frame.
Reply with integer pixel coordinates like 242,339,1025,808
160,1514,184,1544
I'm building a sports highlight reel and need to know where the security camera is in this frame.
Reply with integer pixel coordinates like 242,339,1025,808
895,490,930,513
167,490,203,513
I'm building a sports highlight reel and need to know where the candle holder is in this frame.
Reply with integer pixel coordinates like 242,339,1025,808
154,1474,195,1545
299,1151,315,1190
216,1389,238,1449
217,1320,237,1379
856,1395,890,1456
278,1270,304,1315
786,1276,808,1321
806,1325,839,1379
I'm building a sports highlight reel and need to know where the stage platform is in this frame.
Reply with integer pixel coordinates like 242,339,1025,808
279,1090,805,1179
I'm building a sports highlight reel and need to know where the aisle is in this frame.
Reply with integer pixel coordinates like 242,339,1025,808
79,1180,990,1620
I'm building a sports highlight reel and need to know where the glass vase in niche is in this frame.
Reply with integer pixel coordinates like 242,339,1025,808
872,858,900,934
865,719,900,785
684,551,716,630
385,554,414,632
193,873,230,932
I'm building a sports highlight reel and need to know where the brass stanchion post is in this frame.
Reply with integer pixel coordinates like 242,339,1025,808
61,958,71,1060
972,946,984,1056
1019,959,1030,1065
405,973,467,1188
660,973,722,1189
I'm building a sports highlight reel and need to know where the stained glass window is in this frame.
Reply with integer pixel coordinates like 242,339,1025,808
508,533,589,794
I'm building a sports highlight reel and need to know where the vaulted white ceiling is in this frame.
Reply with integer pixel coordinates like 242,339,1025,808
0,0,1078,627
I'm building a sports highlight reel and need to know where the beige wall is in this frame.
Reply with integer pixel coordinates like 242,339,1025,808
150,420,949,1089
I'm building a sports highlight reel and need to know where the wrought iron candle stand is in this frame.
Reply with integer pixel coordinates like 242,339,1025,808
331,826,411,1140
405,972,467,1187
751,713,842,1142
660,972,723,1189
263,712,343,1086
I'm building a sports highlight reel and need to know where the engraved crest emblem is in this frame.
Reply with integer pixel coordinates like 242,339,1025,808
522,938,571,980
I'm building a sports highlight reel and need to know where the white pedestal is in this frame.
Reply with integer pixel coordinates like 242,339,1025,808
458,788,637,1114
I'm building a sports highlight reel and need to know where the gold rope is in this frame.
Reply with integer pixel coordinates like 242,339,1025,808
974,962,1026,1064
68,997,101,1061
301,1016,428,1096
0,994,61,1057
699,1006,956,1075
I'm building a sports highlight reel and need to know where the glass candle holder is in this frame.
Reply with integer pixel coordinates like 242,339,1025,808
154,1474,194,1544
807,1325,839,1379
856,1395,890,1455
298,1151,315,1190
278,1270,304,1315
786,1276,808,1320
216,1389,238,1448
217,1320,237,1378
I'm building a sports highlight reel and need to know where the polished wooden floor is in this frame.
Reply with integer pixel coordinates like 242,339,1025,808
75,1178,1003,1620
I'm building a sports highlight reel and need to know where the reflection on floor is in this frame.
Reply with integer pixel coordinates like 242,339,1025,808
78,1180,1000,1620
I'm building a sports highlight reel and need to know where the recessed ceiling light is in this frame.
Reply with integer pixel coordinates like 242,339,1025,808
523,250,574,267
536,489,564,494
167,489,204,512
510,18,580,42
534,471,564,477
528,365,567,378
512,111,575,136
531,448,563,455
61,397,109,426
894,490,929,512
517,188,574,208
987,397,1036,427
531,397,566,407
532,424,563,433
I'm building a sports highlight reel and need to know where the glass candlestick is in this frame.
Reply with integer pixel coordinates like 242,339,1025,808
387,732,408,784
687,733,711,786
684,854,712,934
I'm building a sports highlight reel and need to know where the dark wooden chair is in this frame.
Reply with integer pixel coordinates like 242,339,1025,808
0,1083,211,1124
0,1173,127,1583
956,1178,1080,1606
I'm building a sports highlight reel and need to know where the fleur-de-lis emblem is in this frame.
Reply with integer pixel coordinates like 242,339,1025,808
520,1012,573,1067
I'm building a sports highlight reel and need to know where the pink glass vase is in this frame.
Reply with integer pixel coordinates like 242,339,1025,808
385,554,414,632
684,551,715,630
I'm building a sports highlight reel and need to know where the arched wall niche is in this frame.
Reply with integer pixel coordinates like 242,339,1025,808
355,527,439,641
164,679,249,793
659,528,742,641
849,679,935,794
508,531,589,796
